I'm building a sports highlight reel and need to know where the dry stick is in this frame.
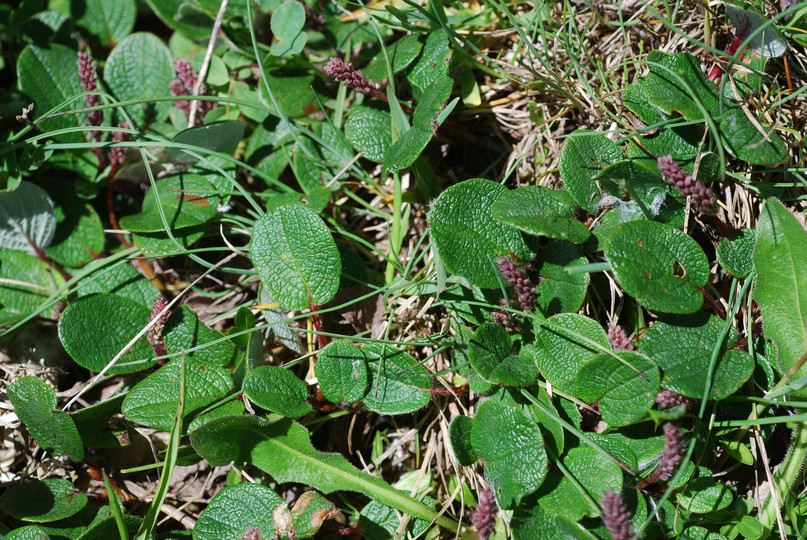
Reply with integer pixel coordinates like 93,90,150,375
188,0,229,126
62,252,238,411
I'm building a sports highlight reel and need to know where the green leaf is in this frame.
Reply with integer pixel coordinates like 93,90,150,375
164,305,238,366
469,323,537,386
259,69,315,118
558,130,623,213
0,181,56,254
190,415,459,530
72,395,129,449
359,473,435,539
470,400,548,509
44,184,105,268
449,415,478,466
594,160,670,212
363,34,424,82
243,365,312,418
725,3,787,58
6,525,51,540
0,251,65,324
512,501,575,540
193,483,286,540
169,121,245,164
118,174,219,233
259,286,303,355
250,202,341,310
676,477,733,513
270,1,307,56
429,178,535,288
638,50,719,121
717,228,755,278
754,198,807,392
77,262,161,308
606,220,709,313
492,186,590,243
315,340,368,404
385,75,453,173
79,515,142,540
719,107,787,166
287,491,337,538
58,293,157,374
73,0,136,46
143,0,213,40
535,240,589,316
406,31,452,99
17,44,84,141
105,32,174,127
362,343,431,415
122,358,233,432
638,313,755,399
8,377,83,461
133,224,207,256
577,351,660,426
344,105,392,162
536,447,622,520
526,313,610,395
0,479,87,522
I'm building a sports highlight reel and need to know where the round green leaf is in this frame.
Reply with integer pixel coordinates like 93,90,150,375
526,313,610,395
243,365,312,418
164,305,239,366
270,1,307,56
720,107,787,166
676,477,733,513
606,220,709,313
77,261,161,308
17,44,84,141
535,240,588,316
638,314,754,399
8,377,83,461
406,31,451,98
492,186,590,243
577,351,660,426
364,34,424,82
536,447,622,521
469,323,537,386
0,479,87,522
44,184,104,268
638,51,719,121
73,0,136,46
558,130,622,213
0,251,65,324
194,483,285,540
259,69,315,118
0,182,56,254
362,343,431,415
6,525,51,540
449,415,478,466
58,293,157,374
169,121,246,164
118,174,219,233
133,224,207,256
316,340,368,403
513,501,576,540
121,358,233,431
716,228,755,278
471,400,547,509
105,32,174,127
429,178,535,288
250,203,341,310
344,105,392,162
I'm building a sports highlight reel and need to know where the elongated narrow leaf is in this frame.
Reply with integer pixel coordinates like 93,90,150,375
190,415,459,531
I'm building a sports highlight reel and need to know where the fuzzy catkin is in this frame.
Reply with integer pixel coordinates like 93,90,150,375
600,490,635,540
148,297,171,357
657,154,717,214
323,57,377,96
607,322,634,351
471,485,497,540
657,422,685,480
168,59,216,123
496,257,537,312
77,52,102,142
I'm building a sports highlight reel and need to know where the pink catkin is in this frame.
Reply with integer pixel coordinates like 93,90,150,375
497,257,537,312
657,422,685,480
600,490,635,540
109,122,131,168
607,322,634,351
655,388,695,410
471,485,497,540
148,297,171,357
77,52,102,142
491,298,510,326
323,57,378,96
657,154,717,214
168,59,216,124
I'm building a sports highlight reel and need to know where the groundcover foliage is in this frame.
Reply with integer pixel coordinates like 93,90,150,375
0,0,806,538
